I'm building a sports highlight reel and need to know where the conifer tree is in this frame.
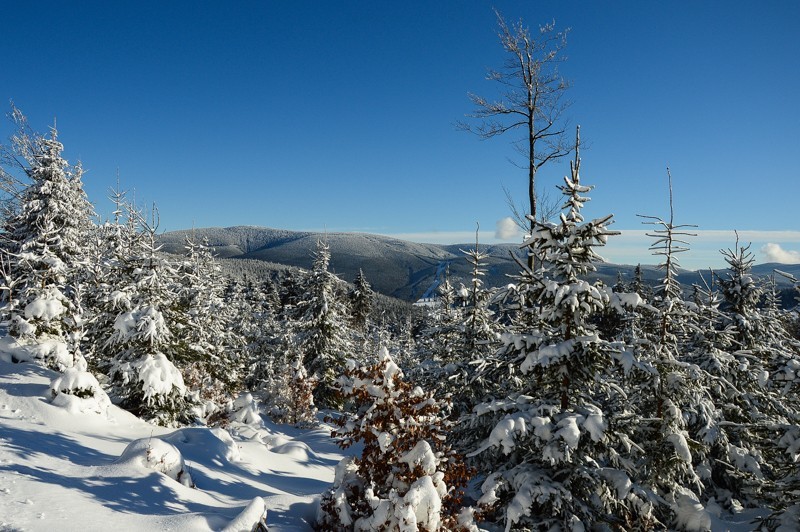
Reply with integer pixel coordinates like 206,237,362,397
469,128,656,529
445,227,501,413
82,183,139,373
631,171,724,525
104,209,190,426
232,277,282,396
175,233,243,408
2,124,95,370
462,226,498,357
349,268,373,333
688,238,800,509
295,239,352,408
270,347,317,427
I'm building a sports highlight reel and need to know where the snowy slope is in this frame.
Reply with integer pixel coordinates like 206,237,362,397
0,359,351,531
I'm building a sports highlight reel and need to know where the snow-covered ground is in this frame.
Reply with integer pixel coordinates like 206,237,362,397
0,359,352,531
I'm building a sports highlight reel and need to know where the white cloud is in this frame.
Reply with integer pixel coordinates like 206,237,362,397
760,243,800,264
495,217,521,240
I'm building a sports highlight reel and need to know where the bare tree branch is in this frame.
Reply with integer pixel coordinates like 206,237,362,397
460,10,572,268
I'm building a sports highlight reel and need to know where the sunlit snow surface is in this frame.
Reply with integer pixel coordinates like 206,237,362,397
0,359,351,531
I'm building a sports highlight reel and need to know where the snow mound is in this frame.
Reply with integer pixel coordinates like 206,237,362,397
0,335,33,363
0,335,80,371
162,426,241,464
222,496,268,532
271,440,315,460
117,437,194,487
49,368,111,415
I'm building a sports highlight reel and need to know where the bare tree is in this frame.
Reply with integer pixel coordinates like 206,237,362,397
0,104,44,224
460,10,573,265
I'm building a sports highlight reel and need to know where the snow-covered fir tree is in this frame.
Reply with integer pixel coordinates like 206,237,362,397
349,268,374,333
415,265,465,373
461,228,498,359
445,229,501,414
631,174,712,524
294,239,352,408
104,210,190,426
82,183,140,373
230,277,281,397
1,125,95,370
269,346,317,427
175,233,243,411
468,129,659,530
683,238,800,512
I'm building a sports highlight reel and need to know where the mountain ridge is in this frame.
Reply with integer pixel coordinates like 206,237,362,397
157,226,800,303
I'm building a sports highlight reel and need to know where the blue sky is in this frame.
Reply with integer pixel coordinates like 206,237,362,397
1,1,798,269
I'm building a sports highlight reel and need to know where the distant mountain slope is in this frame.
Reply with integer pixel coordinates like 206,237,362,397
158,226,800,302
159,226,516,300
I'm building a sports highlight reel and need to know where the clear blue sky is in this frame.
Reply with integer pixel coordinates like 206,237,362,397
1,1,798,269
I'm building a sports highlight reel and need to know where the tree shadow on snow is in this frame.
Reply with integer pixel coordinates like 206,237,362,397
0,462,227,520
0,425,115,466
188,463,329,501
266,500,317,530
0,362,55,398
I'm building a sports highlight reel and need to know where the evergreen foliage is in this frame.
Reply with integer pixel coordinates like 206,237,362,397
318,348,473,531
294,239,353,408
349,268,374,332
467,130,660,530
1,126,95,370
103,211,191,426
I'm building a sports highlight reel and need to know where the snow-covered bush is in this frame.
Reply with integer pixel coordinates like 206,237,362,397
269,354,317,427
117,437,194,487
49,366,111,415
228,392,263,426
318,348,473,531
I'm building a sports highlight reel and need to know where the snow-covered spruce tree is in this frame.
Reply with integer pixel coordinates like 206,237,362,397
633,184,720,525
104,209,190,426
446,227,501,414
757,270,800,529
349,268,374,333
231,277,281,396
318,347,474,531
175,233,243,410
294,239,352,409
468,129,659,530
716,238,800,389
82,183,141,374
689,238,800,510
414,265,466,376
1,125,95,370
462,226,499,359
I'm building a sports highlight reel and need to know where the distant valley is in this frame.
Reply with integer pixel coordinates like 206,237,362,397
158,226,800,304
